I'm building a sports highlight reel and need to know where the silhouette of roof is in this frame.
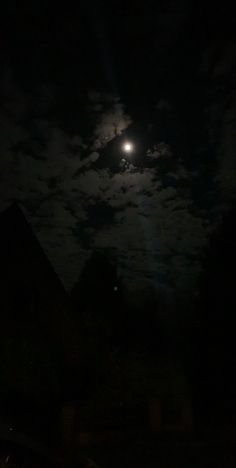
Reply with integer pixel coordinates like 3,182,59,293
0,203,67,301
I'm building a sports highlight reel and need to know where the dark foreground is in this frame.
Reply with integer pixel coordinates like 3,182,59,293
1,427,236,468
78,430,236,468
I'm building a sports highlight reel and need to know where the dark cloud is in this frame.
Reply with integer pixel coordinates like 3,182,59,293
0,78,211,293
86,201,118,229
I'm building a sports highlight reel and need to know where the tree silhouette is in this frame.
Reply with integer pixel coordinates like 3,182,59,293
71,251,123,393
72,250,120,316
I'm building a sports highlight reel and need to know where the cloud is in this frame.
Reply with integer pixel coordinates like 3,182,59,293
93,100,132,149
147,142,172,160
0,80,209,294
74,164,207,293
0,84,134,289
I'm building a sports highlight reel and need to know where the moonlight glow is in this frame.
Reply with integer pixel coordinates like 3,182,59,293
123,142,134,153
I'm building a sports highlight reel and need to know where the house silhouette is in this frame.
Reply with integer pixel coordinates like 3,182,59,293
0,203,76,442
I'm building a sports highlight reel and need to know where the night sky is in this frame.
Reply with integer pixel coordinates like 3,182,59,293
0,1,235,299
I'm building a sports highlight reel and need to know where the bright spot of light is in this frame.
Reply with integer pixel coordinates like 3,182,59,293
123,142,134,153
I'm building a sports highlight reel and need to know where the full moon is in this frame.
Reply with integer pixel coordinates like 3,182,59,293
123,142,134,153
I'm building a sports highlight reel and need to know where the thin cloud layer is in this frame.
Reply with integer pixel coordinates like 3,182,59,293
0,79,223,294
